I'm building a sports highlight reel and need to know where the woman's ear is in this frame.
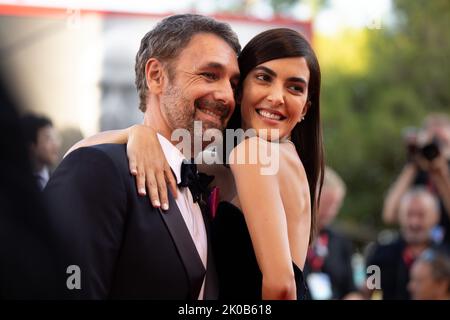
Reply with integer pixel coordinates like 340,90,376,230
299,100,311,122
145,58,165,95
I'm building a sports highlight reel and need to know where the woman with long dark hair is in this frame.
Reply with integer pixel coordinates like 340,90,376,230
67,28,324,299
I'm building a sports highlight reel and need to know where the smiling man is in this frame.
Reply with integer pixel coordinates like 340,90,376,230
42,14,240,299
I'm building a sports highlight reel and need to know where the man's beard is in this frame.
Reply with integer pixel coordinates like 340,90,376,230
194,99,230,132
161,84,195,135
161,83,229,136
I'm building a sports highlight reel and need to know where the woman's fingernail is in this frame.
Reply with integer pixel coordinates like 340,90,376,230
154,200,161,207
162,203,169,210
139,187,146,195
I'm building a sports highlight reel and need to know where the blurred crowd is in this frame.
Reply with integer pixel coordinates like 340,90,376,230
304,114,450,300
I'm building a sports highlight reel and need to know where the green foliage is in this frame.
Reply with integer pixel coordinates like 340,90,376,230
321,0,450,234
270,0,298,12
270,0,329,15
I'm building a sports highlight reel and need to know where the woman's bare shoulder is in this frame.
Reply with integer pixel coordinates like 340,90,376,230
278,142,310,207
229,136,273,168
278,142,305,175
229,137,305,178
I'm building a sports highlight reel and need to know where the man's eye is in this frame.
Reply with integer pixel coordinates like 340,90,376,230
201,72,217,80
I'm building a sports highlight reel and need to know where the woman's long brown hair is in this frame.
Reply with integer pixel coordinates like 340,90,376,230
226,28,324,244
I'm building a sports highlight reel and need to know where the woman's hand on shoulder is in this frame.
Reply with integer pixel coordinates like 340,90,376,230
63,125,177,210
127,124,177,210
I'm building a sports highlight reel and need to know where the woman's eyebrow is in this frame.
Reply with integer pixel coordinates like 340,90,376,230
254,66,308,84
253,66,276,77
287,77,308,85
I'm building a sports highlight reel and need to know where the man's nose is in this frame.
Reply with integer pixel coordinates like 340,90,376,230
213,80,235,110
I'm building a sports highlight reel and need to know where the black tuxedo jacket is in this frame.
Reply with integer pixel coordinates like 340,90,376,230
43,144,218,299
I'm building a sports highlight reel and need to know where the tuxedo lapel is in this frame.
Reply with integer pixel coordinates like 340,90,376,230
158,192,205,300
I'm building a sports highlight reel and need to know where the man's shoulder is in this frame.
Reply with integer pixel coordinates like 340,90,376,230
54,144,130,182
46,143,131,198
375,233,404,250
65,144,128,165
82,143,127,158
367,233,404,264
325,227,352,246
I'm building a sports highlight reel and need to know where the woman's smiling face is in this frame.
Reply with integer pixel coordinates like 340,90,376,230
239,56,310,141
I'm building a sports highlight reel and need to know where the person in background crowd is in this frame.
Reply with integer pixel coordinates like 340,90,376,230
367,187,444,299
20,113,61,190
408,249,450,300
0,75,57,299
304,166,362,300
383,114,450,245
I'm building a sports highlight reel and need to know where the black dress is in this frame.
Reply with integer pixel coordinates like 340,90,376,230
212,201,307,300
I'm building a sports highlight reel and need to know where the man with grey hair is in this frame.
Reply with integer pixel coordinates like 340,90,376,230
304,167,361,300
367,187,443,299
41,14,240,299
398,188,440,247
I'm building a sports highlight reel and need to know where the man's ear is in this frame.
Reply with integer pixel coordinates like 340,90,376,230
145,58,165,95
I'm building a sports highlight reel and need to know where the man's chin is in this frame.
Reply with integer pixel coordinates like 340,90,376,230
197,119,224,132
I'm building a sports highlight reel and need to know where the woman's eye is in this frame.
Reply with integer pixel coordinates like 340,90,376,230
289,85,305,94
256,74,270,82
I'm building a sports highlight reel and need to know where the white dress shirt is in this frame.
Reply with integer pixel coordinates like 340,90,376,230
157,134,208,300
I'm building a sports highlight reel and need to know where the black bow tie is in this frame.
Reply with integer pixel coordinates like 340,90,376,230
179,160,214,203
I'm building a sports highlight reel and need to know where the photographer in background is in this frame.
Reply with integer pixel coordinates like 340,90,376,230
383,114,450,245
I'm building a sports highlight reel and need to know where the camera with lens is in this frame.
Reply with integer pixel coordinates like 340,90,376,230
403,127,441,162
420,139,441,161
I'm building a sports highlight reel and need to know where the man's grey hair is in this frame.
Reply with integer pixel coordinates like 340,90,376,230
323,166,346,196
399,186,440,216
135,14,241,112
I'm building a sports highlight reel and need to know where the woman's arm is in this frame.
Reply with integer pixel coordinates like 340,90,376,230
64,128,129,157
229,137,296,300
64,125,177,209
